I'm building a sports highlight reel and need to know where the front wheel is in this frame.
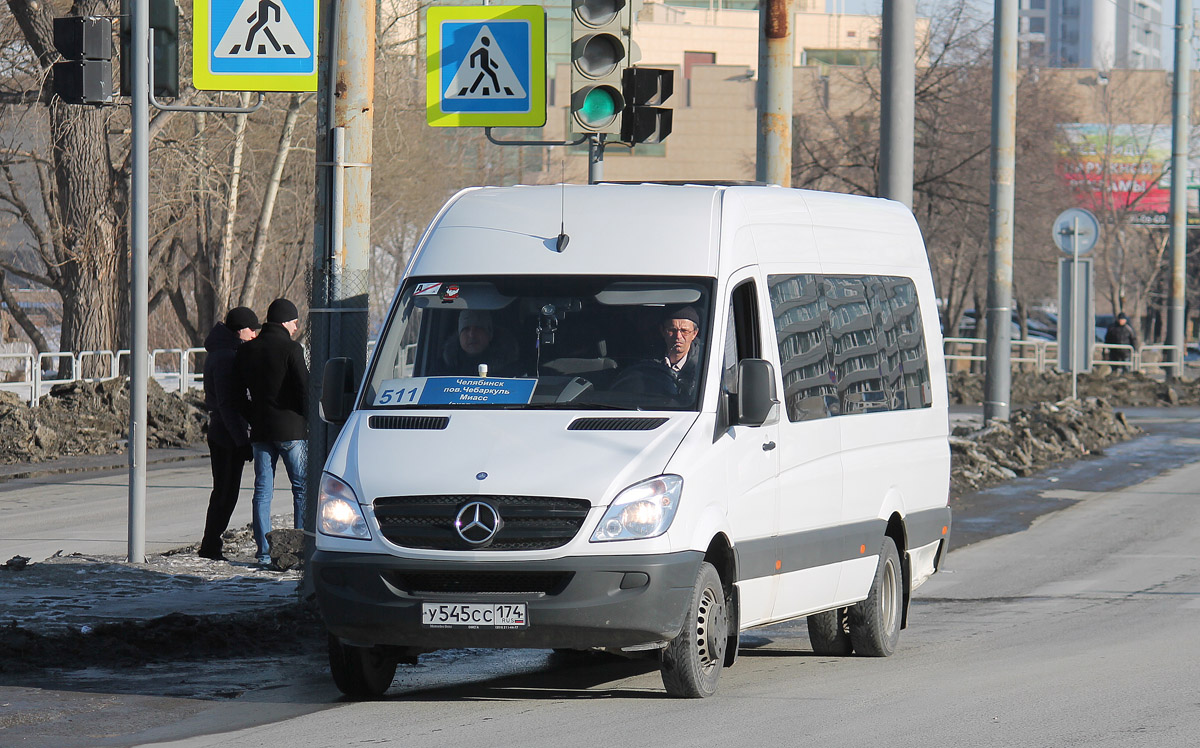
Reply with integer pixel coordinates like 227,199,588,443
661,562,727,698
328,635,397,699
848,538,903,657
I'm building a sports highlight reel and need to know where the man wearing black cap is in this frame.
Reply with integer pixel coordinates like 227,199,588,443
1104,312,1138,370
233,298,309,565
199,307,260,561
660,306,702,397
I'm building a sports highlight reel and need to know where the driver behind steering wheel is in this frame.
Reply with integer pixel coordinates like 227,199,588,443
658,306,702,398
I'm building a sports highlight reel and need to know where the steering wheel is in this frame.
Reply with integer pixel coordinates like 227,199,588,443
610,360,680,396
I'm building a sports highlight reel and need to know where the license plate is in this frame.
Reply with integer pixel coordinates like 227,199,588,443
421,602,527,629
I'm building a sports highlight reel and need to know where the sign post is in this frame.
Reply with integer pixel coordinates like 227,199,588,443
1053,208,1100,399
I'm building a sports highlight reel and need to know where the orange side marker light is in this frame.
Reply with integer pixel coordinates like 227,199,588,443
775,559,782,571
859,544,866,554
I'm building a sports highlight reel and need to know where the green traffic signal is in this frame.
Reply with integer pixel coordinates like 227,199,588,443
581,87,619,127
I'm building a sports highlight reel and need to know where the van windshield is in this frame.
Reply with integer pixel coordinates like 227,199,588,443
363,276,713,411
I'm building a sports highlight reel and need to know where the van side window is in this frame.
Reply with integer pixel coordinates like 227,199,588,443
769,273,933,419
767,274,836,421
721,280,761,396
825,277,887,414
865,277,905,410
887,278,934,409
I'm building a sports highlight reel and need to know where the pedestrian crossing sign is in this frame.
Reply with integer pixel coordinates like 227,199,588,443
193,0,319,92
427,6,546,127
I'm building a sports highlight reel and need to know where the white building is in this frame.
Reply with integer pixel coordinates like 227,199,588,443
1021,0,1163,70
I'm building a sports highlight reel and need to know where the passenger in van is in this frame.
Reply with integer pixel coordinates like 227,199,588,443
439,310,519,377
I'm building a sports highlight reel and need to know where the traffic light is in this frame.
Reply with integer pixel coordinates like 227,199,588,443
119,0,179,98
570,0,636,134
52,17,113,105
621,67,673,144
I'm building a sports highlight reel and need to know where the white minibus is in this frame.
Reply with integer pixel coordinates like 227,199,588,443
314,183,951,698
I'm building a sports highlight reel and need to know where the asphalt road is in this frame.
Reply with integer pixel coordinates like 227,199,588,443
2,409,1198,747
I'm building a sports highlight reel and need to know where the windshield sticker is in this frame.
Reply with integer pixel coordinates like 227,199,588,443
413,282,442,296
375,377,536,406
441,284,461,301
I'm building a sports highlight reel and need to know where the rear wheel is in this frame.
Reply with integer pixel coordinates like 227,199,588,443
328,635,397,699
661,562,727,698
806,606,853,655
848,538,903,657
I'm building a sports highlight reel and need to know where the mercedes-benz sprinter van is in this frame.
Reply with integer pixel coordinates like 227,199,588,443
314,183,951,699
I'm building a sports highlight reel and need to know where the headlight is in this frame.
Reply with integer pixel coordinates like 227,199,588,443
591,475,682,542
318,474,372,540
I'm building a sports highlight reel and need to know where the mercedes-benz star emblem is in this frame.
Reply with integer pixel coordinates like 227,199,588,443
454,501,502,545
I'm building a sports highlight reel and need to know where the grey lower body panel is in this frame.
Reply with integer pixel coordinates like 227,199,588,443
312,549,704,650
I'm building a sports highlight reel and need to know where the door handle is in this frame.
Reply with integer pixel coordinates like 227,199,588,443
762,441,776,451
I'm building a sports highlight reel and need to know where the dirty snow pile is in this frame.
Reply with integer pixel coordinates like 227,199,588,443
0,379,206,464
949,397,1140,496
947,369,1200,407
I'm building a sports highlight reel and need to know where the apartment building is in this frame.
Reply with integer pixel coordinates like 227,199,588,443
1021,0,1164,70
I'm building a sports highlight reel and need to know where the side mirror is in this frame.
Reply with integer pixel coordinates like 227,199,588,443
736,358,779,427
320,357,356,424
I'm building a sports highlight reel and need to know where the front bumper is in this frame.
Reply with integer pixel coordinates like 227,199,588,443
312,549,704,650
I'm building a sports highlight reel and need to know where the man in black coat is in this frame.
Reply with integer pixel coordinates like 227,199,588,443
199,307,259,561
234,298,309,565
1104,312,1138,370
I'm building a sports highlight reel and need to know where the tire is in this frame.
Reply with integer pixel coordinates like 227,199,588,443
661,562,727,698
328,634,397,699
806,606,853,656
848,538,903,657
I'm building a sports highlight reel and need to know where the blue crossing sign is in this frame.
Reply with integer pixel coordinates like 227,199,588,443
193,0,318,92
426,6,546,127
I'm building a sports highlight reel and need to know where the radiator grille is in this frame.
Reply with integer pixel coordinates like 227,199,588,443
373,495,592,551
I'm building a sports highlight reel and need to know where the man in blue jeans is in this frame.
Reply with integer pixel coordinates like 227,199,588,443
233,298,309,565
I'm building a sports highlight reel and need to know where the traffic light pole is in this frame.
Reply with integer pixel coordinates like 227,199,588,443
588,134,607,185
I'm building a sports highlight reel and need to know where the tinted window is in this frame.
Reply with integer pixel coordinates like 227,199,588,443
768,274,836,421
825,277,886,414
768,273,932,420
865,276,905,410
886,278,933,408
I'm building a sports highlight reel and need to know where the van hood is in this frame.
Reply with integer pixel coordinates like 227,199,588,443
326,411,699,506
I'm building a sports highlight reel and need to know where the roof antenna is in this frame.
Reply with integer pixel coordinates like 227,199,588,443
556,157,569,252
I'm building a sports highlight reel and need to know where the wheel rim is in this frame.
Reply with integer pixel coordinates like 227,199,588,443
695,586,726,674
881,556,898,635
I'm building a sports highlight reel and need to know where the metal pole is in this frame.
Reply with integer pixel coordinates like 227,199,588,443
588,134,605,184
127,0,150,562
756,0,794,186
1168,0,1191,381
880,0,914,208
307,0,375,573
984,0,1017,424
1071,217,1079,400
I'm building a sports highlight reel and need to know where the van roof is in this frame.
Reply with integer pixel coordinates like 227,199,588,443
408,184,916,278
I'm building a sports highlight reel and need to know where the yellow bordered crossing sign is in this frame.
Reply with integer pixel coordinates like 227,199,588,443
426,5,546,127
193,0,319,92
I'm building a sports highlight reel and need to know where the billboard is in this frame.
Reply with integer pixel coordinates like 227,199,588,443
1056,124,1200,225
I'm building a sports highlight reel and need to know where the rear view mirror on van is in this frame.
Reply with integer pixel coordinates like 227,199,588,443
321,357,356,424
737,358,779,427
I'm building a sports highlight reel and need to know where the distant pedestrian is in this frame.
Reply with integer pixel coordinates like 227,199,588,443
1104,312,1138,371
198,306,260,561
233,298,309,565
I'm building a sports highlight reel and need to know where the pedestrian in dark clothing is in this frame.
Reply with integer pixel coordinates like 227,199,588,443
199,306,260,561
233,298,309,564
1104,312,1138,370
